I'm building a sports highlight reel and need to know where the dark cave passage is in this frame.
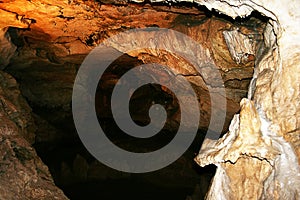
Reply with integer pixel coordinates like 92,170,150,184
2,2,268,199
31,53,217,200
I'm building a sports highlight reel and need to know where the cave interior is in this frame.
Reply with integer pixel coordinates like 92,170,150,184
0,1,270,199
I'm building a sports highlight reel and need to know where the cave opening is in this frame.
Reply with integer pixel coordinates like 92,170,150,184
2,1,269,200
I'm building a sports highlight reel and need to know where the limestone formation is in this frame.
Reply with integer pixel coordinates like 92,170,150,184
193,0,300,199
0,0,299,199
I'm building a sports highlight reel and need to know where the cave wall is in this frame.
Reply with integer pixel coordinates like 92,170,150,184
0,0,299,199
191,0,300,199
0,71,68,199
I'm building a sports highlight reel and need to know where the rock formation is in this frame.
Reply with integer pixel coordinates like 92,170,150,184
0,0,299,199
0,0,265,133
0,71,68,199
193,0,300,199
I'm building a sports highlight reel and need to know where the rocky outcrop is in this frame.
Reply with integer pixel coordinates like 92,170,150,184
0,71,68,199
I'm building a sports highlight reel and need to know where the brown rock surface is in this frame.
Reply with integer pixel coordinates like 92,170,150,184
0,71,68,199
0,0,264,133
0,0,299,199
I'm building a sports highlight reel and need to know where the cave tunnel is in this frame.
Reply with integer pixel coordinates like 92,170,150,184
2,0,299,200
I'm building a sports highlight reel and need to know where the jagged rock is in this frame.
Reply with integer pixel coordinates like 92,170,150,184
0,71,35,143
192,0,300,199
0,71,68,199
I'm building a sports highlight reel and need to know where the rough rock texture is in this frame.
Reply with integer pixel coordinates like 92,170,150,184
0,71,68,199
192,0,300,199
0,0,299,199
0,28,16,69
0,0,264,134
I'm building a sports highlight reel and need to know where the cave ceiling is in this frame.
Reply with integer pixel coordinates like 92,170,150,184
0,0,266,132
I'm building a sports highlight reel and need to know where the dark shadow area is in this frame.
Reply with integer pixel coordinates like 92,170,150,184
32,53,216,200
